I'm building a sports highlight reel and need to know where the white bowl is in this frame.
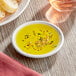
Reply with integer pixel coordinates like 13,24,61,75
12,21,64,58
0,0,30,26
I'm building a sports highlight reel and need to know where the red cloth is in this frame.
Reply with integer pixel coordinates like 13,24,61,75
0,52,42,76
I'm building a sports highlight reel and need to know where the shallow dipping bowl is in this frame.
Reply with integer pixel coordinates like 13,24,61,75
12,21,64,58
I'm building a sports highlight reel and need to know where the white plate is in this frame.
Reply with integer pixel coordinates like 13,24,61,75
0,0,30,26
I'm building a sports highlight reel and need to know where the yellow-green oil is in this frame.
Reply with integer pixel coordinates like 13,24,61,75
16,24,60,55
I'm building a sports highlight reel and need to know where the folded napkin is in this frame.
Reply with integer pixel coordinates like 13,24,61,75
0,52,42,76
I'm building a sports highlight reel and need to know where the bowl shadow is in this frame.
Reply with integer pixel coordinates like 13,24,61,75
31,4,50,21
3,43,57,73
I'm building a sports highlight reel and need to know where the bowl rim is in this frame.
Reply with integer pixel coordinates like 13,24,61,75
12,21,64,58
0,0,30,26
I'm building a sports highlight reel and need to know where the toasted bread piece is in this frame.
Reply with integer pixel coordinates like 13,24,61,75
0,7,5,20
0,0,18,13
17,0,21,3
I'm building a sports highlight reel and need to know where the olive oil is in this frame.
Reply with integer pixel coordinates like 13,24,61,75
16,24,60,55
